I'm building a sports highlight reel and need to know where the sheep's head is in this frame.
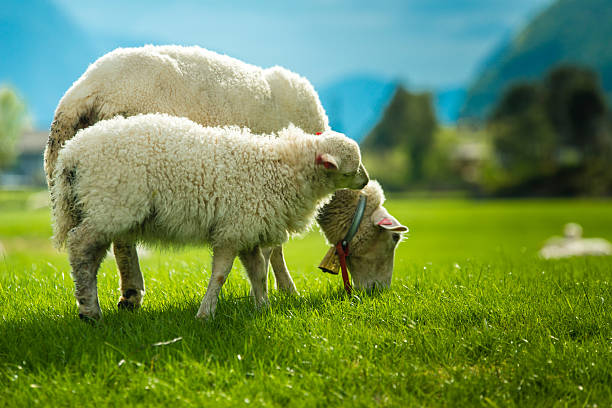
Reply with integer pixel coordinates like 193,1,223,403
347,206,407,291
315,131,369,190
316,181,408,292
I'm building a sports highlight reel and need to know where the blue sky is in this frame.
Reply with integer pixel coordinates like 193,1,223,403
52,0,554,89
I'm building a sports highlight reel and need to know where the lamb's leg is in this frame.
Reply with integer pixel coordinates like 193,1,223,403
261,247,272,279
113,241,145,310
67,223,109,320
196,247,236,319
239,246,269,306
270,245,298,294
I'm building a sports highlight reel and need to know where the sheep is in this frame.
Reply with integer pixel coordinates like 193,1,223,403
51,114,369,320
539,223,612,259
316,181,407,290
44,45,328,181
45,45,406,308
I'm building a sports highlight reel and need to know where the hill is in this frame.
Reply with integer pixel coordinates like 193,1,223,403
435,87,467,124
318,78,465,142
0,1,452,134
0,0,98,127
317,76,397,142
460,0,612,120
0,0,154,129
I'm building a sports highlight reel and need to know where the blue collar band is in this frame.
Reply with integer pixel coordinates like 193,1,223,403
341,194,367,250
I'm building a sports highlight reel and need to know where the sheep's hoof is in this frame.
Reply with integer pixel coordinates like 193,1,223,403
195,311,212,321
255,297,270,309
195,305,216,320
117,299,136,311
78,313,101,323
117,289,143,311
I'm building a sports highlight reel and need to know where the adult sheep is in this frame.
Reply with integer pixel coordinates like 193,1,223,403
45,45,407,309
52,114,369,320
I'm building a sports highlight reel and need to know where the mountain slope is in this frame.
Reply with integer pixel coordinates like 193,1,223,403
317,77,397,142
435,87,467,124
0,0,100,128
460,0,612,120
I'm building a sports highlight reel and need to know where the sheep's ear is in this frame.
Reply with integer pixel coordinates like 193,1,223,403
371,207,408,232
315,153,338,170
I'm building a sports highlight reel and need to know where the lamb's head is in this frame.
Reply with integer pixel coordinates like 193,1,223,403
314,131,369,190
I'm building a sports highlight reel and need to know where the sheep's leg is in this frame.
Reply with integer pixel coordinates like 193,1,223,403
261,247,272,279
113,241,145,311
196,247,236,319
67,223,109,320
270,245,298,294
239,246,269,307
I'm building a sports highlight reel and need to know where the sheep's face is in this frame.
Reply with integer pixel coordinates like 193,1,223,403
347,207,408,291
316,131,369,190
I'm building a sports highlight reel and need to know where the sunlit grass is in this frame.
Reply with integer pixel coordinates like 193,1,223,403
0,191,610,406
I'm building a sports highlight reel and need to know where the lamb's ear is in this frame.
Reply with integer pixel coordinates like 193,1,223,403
315,153,338,170
371,207,408,232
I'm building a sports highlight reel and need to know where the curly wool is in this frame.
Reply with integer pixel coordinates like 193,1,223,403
316,181,386,253
45,45,329,182
51,114,361,253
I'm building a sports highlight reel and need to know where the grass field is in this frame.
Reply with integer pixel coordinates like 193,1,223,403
0,190,610,407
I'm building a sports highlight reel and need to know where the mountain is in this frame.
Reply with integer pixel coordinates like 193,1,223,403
317,77,398,143
460,0,612,121
0,1,455,134
318,77,465,141
0,0,99,128
0,0,155,129
435,87,467,124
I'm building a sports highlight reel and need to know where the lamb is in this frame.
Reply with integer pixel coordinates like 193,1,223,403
45,45,406,307
44,45,328,180
52,114,369,320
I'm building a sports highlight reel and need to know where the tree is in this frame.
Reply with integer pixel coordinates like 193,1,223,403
361,86,437,186
490,82,542,121
486,64,612,195
0,87,28,171
544,65,611,154
490,82,557,175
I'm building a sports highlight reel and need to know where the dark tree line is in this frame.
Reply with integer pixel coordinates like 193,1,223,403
488,65,612,195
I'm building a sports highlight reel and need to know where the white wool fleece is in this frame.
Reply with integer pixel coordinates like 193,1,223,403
51,114,363,253
45,45,329,185
60,44,327,132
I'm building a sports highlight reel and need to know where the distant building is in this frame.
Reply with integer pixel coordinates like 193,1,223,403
450,142,487,183
1,130,47,187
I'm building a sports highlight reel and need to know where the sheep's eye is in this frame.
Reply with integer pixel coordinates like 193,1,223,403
343,172,353,178
392,233,401,243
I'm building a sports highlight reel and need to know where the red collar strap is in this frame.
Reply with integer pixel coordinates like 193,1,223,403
335,241,352,294
335,194,367,294
318,195,367,294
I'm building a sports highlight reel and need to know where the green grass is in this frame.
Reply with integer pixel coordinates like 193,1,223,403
0,190,610,407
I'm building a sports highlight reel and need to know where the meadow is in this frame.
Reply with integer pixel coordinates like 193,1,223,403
0,190,610,407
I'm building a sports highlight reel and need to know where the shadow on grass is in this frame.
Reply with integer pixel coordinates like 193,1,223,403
0,286,377,373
